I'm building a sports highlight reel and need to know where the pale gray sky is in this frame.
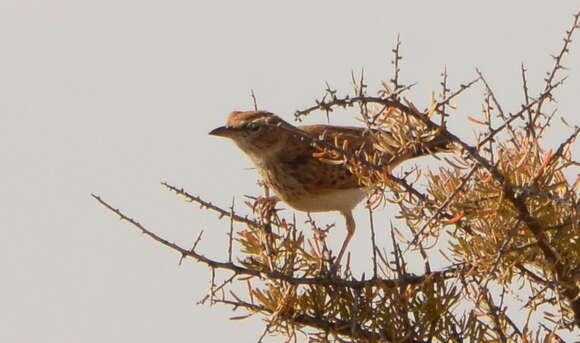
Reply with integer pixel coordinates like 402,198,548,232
1,1,578,342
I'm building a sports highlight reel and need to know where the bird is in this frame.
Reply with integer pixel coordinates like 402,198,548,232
209,110,453,272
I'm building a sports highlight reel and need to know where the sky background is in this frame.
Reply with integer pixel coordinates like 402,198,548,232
1,1,579,342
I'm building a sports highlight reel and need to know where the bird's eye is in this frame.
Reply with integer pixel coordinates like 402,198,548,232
247,124,261,132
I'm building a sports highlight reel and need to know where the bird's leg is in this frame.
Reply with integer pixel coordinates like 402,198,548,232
331,210,355,274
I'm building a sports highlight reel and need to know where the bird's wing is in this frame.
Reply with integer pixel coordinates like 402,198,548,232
298,124,406,167
278,126,363,192
298,124,381,156
299,123,453,167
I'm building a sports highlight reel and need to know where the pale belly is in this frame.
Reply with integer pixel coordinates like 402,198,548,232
283,187,367,213
254,159,367,214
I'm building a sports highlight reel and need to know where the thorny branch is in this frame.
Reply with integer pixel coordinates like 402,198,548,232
94,12,580,342
161,182,261,229
214,299,424,343
533,12,580,130
290,12,580,332
92,193,462,290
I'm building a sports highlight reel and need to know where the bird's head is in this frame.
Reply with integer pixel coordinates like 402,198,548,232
209,111,292,161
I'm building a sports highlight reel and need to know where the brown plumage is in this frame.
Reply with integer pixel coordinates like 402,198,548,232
210,110,452,271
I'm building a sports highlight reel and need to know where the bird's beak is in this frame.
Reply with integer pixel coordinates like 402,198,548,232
209,126,236,138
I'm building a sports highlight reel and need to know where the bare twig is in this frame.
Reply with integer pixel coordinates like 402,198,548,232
439,66,449,126
390,34,403,95
520,63,534,137
476,68,519,148
228,197,235,263
161,182,261,229
534,12,580,126
250,89,258,111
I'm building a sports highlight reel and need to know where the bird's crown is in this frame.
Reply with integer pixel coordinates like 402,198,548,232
226,111,287,129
